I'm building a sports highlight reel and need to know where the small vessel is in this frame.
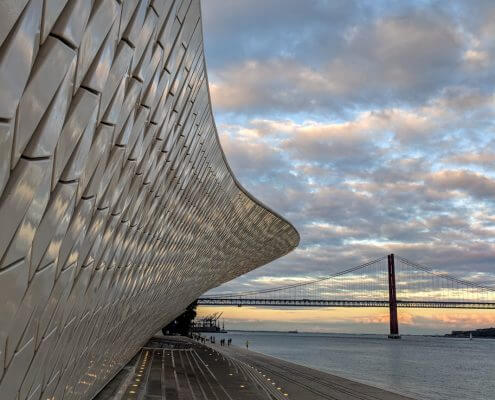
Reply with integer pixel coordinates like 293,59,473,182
288,330,298,334
469,332,473,340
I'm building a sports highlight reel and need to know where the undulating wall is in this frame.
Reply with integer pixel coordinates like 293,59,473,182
0,1,299,399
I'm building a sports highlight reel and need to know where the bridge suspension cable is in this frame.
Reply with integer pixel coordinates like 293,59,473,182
199,254,495,309
204,256,388,298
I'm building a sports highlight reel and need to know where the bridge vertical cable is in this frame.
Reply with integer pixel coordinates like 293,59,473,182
199,255,495,308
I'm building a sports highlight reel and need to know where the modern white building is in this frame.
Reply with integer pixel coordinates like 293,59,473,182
0,1,299,399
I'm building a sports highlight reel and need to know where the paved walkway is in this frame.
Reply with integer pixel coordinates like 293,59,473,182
209,342,415,400
101,337,415,400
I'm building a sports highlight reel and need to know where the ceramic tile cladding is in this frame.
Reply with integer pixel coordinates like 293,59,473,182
0,1,299,399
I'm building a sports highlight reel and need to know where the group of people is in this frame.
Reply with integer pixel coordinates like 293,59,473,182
192,334,207,343
193,334,252,349
192,334,233,347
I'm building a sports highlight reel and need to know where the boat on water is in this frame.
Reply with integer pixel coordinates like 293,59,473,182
288,330,299,334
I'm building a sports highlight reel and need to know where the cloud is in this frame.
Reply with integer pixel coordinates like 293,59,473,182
445,151,495,169
209,60,337,114
215,104,495,285
198,306,495,334
321,12,464,102
202,0,364,70
201,1,495,332
427,170,495,200
204,2,495,116
355,310,495,328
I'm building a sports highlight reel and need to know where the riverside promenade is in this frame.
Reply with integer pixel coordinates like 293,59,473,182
208,341,414,400
97,336,415,400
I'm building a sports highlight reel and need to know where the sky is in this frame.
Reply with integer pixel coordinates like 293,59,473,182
198,0,495,334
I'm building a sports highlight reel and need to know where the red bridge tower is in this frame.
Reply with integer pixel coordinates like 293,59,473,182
387,254,401,339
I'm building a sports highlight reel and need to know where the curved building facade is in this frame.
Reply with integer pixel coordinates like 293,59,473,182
0,1,299,399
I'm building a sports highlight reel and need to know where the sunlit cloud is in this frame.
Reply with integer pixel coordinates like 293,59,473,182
201,0,495,333
197,307,495,334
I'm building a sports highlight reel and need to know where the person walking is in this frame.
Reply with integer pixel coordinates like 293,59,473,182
245,340,249,349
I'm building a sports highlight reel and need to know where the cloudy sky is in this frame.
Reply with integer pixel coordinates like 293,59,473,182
199,0,495,334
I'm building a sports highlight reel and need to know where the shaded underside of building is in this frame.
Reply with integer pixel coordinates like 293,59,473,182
0,1,299,399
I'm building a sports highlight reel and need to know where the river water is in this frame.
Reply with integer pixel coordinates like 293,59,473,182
209,331,495,400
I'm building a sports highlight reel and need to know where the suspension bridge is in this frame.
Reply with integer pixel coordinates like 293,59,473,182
198,254,495,338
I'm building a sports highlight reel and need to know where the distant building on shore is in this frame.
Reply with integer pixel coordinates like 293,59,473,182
445,327,495,338
193,313,227,333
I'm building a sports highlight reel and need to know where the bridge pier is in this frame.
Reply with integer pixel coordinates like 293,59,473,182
387,254,401,339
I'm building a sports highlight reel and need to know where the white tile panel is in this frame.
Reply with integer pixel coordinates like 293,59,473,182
0,1,299,399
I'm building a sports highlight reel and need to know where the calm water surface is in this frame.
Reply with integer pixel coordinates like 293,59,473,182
210,331,495,400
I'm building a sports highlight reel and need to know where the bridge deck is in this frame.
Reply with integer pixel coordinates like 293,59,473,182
198,298,495,309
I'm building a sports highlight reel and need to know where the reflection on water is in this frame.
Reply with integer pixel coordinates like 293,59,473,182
210,331,495,400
